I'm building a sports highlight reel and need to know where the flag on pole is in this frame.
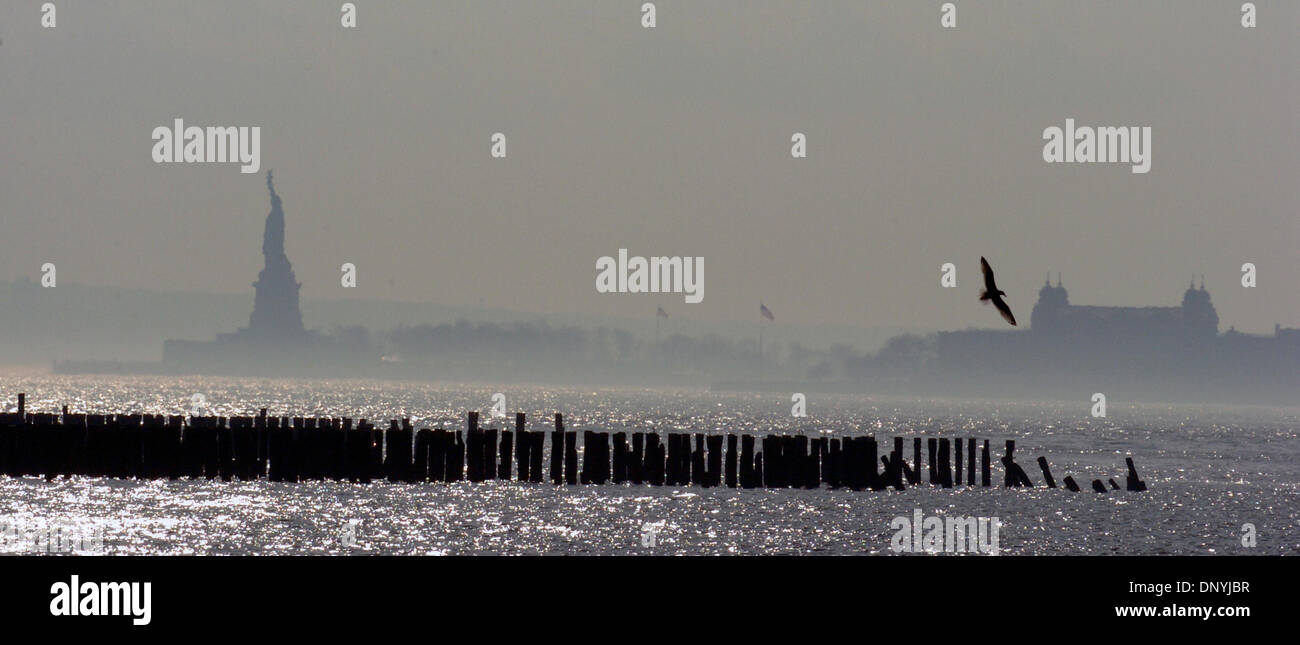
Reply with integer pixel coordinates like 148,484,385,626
760,303,774,321
656,306,669,319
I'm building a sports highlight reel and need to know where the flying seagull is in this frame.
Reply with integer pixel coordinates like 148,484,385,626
979,256,1016,326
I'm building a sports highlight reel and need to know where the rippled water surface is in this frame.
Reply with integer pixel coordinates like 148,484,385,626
1,373,1297,555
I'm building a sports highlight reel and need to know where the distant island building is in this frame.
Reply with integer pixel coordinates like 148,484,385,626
916,274,1298,404
1028,274,1217,339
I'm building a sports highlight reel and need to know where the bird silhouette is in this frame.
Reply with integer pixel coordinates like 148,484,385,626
979,256,1016,326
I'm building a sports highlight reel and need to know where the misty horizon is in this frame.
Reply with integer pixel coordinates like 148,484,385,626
2,1,1296,338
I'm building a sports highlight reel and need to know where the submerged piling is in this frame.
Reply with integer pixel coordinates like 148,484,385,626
1125,457,1148,492
1036,456,1057,488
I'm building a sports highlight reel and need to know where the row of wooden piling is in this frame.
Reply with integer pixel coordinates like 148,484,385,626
0,394,1147,492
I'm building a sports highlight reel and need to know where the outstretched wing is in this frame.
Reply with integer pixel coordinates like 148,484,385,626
992,295,1017,326
980,256,998,292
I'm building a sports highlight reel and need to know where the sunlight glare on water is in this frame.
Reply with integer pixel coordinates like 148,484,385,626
1,374,1296,555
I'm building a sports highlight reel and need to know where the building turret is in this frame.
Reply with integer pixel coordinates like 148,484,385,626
1180,277,1218,337
1030,271,1069,331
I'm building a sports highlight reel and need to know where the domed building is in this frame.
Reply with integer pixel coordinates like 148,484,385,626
1028,274,1217,340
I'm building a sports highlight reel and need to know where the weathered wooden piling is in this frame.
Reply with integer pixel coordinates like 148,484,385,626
954,437,963,485
512,413,527,481
783,436,799,488
817,438,831,487
967,437,976,486
645,433,665,486
413,428,431,483
595,432,610,484
266,417,285,482
201,417,221,480
388,419,414,483
255,411,269,480
666,434,685,486
739,434,757,488
426,427,447,484
851,436,873,490
796,435,812,488
927,438,938,485
1002,440,1016,487
336,419,351,480
691,434,706,487
679,434,695,485
826,438,842,488
841,436,859,489
1063,475,1081,492
1036,456,1057,488
612,432,628,484
303,417,321,481
1091,479,1107,493
1125,457,1147,492
233,416,258,480
528,430,544,483
448,430,465,482
466,412,483,482
564,429,578,485
581,431,594,484
339,419,357,482
686,434,696,483
550,414,564,485
706,434,723,488
499,425,513,481
725,434,738,488
1000,441,1033,488
888,437,914,486
804,437,821,489
301,417,319,481
629,432,645,484
371,421,386,481
761,435,781,488
884,438,907,490
937,438,953,488
582,431,609,485
910,438,923,486
483,426,499,480
1107,478,1119,490
980,440,991,487
879,454,903,490
865,437,886,491
325,417,342,480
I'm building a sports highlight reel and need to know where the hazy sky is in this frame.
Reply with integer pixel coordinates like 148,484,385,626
3,1,1296,334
